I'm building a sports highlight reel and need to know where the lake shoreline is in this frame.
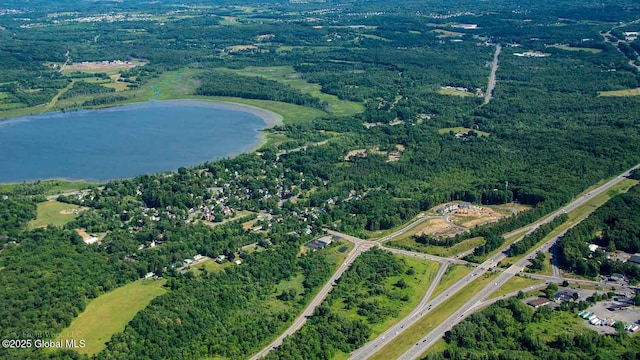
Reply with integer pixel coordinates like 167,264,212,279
0,99,284,184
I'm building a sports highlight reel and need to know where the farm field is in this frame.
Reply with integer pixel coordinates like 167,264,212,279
214,66,364,117
437,87,476,97
53,279,167,356
547,44,602,53
598,88,640,97
28,200,85,229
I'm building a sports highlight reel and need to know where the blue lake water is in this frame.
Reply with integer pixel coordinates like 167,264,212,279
0,100,269,182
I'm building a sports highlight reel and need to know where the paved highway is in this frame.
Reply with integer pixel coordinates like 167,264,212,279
381,246,469,266
354,164,640,360
483,43,501,105
376,216,434,244
394,164,640,360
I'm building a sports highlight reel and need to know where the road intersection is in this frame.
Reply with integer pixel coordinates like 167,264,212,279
252,164,639,359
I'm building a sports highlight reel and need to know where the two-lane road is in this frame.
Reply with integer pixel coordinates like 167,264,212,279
249,241,368,359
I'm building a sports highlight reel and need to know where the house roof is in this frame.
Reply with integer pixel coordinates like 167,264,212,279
628,254,640,264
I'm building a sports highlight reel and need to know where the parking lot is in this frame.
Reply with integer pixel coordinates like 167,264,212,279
583,302,640,334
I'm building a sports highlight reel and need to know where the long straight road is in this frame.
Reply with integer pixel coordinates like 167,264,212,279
381,246,469,266
483,43,501,105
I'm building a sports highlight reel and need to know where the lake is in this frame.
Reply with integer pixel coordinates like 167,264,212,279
0,100,276,182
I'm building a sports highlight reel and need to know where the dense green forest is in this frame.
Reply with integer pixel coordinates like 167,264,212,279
1,0,640,358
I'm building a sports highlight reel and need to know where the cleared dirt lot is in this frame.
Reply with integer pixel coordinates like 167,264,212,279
449,205,504,228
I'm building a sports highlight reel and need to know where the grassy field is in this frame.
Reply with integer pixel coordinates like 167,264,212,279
190,258,233,276
548,44,602,53
438,127,490,137
0,179,96,193
430,264,472,301
54,279,167,356
28,200,84,229
388,236,484,258
370,272,499,360
266,273,306,312
598,88,640,97
331,256,440,359
325,241,354,267
437,88,475,97
431,29,464,38
206,96,324,125
488,276,545,299
214,66,364,117
528,310,590,343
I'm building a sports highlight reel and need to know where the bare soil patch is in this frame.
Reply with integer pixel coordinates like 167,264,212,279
449,205,504,227
416,219,461,237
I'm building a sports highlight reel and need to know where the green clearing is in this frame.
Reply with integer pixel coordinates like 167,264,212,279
432,29,464,38
598,88,640,97
430,264,472,301
489,276,545,299
146,68,203,99
548,44,602,53
325,240,354,266
528,310,590,343
206,96,324,125
388,236,484,258
438,127,490,137
45,81,75,109
54,279,167,356
437,88,475,97
28,200,84,229
0,179,95,193
371,272,499,360
360,34,391,42
189,258,233,276
332,256,440,359
215,66,364,117
265,273,306,312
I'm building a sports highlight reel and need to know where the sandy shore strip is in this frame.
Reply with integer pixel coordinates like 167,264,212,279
153,98,284,128
150,99,284,153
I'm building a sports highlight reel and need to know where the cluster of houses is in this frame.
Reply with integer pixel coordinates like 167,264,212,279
578,310,639,332
201,204,234,222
